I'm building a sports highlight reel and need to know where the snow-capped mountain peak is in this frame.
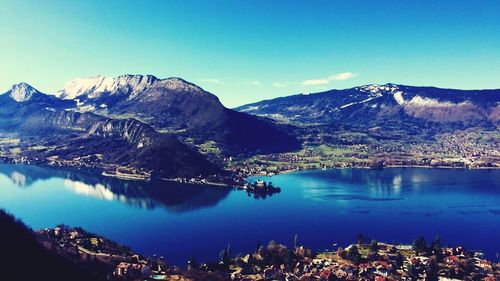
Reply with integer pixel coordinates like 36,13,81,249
55,74,206,101
56,75,116,100
357,83,400,95
8,82,40,102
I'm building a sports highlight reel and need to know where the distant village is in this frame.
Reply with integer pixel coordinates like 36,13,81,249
35,226,499,281
231,139,500,178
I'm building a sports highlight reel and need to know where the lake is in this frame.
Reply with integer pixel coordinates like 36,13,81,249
0,164,499,264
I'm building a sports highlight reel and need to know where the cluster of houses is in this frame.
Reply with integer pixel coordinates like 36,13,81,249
192,239,499,281
102,166,152,181
37,226,170,281
165,171,248,188
35,225,500,280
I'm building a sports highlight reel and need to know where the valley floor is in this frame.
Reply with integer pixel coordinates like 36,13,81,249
230,130,500,178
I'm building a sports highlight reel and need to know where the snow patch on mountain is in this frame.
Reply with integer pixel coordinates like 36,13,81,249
240,105,260,112
339,95,382,109
404,95,470,108
78,104,96,112
339,85,387,109
393,91,405,105
56,75,205,102
9,83,39,102
57,76,116,100
358,84,399,95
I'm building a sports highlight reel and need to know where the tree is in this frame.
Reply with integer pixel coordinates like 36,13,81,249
460,258,474,276
347,245,362,264
293,234,299,249
188,256,198,270
219,243,231,265
219,249,229,265
247,253,256,265
357,233,364,246
412,240,418,252
426,256,439,281
337,247,346,259
370,239,379,253
431,235,441,254
409,263,421,280
395,252,404,269
284,249,296,266
431,235,444,262
412,236,427,255
255,241,262,253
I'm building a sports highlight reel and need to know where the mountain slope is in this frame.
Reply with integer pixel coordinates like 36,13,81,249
56,75,300,155
83,118,220,177
0,209,103,281
235,84,500,168
236,84,500,129
0,83,80,133
0,83,220,178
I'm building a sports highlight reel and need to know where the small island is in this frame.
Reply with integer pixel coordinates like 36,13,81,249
240,180,281,198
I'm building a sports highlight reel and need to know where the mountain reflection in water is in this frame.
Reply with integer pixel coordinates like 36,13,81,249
1,164,499,264
0,164,231,213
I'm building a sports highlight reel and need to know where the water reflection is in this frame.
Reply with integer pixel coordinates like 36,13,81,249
10,171,27,187
64,180,115,201
0,164,231,213
289,168,500,203
1,164,499,263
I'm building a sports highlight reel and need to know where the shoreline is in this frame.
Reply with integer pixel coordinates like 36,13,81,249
2,158,498,187
35,224,500,280
244,164,500,179
101,171,151,181
160,177,235,188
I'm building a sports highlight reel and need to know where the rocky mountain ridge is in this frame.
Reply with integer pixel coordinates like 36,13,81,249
0,83,220,178
237,83,500,128
11,75,300,156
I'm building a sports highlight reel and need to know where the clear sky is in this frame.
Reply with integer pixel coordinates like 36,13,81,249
1,0,499,107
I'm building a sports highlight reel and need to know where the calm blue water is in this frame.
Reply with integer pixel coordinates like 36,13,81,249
0,164,499,264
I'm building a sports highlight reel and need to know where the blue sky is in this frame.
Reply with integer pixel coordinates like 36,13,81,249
1,0,499,107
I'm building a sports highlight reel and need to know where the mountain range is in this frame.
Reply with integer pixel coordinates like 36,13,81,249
0,82,220,178
1,77,499,178
55,75,300,154
236,84,500,146
0,76,300,179
237,84,499,126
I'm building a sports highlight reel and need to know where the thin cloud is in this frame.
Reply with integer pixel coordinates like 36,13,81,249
302,72,357,86
273,82,295,88
330,72,356,81
245,80,262,86
199,78,225,85
302,78,330,86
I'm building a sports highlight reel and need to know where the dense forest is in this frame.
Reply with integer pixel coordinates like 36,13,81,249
0,209,102,281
